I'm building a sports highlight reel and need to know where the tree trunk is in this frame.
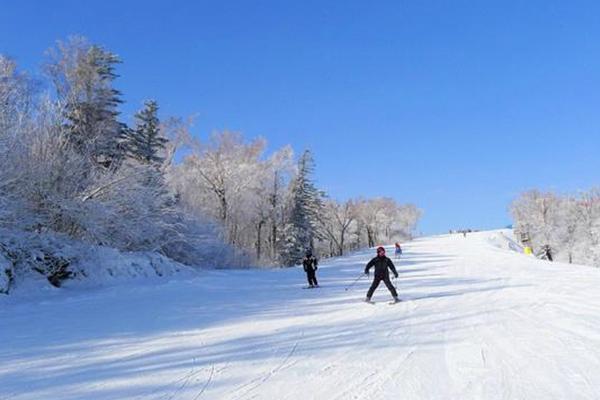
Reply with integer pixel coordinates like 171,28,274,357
219,193,227,222
366,226,375,248
256,220,264,261
271,223,277,259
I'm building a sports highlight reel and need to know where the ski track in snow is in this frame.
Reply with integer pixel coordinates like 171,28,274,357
2,230,600,399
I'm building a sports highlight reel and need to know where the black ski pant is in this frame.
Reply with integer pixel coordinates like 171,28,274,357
306,269,318,286
366,274,397,299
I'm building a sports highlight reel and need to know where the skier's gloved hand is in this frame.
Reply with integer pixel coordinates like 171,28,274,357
394,273,399,279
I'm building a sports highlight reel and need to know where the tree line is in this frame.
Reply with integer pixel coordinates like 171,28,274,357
170,133,421,265
0,36,422,289
511,189,600,267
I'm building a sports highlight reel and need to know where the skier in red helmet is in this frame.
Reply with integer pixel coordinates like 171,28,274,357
364,246,399,303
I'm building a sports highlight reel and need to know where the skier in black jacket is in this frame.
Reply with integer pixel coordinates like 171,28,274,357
364,246,399,302
303,250,319,288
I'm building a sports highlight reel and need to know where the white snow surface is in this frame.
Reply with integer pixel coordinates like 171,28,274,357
2,230,600,399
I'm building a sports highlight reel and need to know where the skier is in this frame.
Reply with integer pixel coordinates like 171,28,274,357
538,245,553,262
364,246,399,303
394,242,403,259
302,249,319,288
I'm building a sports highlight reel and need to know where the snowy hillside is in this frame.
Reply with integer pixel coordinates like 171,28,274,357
2,230,600,399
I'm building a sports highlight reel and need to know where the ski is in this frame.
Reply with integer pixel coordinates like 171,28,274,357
364,299,401,305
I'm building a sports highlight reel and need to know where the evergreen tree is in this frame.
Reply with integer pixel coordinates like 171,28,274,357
47,38,126,169
125,100,167,166
279,150,325,266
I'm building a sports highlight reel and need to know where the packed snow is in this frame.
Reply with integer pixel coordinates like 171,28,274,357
2,230,600,399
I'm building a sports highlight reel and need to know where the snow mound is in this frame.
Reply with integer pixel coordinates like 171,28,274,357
485,229,524,253
0,252,13,294
0,228,197,296
74,246,196,284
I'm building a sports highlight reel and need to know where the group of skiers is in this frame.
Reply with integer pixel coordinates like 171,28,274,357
301,242,403,303
449,229,474,237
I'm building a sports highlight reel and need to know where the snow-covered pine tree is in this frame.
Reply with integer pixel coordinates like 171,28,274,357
46,37,126,169
124,100,167,167
279,150,325,266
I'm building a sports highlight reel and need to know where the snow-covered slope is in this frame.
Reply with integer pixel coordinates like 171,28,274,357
2,230,600,399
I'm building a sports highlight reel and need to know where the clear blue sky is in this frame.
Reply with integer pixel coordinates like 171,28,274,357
2,1,600,234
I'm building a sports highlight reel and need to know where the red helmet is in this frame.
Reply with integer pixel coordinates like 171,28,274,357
376,246,386,255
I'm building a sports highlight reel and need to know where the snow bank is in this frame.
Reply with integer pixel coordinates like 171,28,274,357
0,252,12,294
73,245,196,284
485,229,524,253
0,228,197,296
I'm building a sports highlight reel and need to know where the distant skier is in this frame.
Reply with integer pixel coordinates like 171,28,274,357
538,245,553,262
303,250,319,288
364,246,399,303
394,242,403,259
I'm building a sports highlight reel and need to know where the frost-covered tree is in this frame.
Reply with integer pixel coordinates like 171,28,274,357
0,56,35,224
354,198,387,247
575,190,600,266
170,131,267,244
392,204,422,240
0,55,35,146
511,190,562,257
279,150,325,266
249,146,293,262
45,37,126,169
124,100,167,166
555,196,581,264
350,197,421,249
511,189,600,266
160,116,193,172
321,199,357,256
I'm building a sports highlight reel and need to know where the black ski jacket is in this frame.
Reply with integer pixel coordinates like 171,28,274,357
364,256,398,278
303,256,318,272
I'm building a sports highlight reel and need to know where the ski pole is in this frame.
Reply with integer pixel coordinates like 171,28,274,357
344,273,366,291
